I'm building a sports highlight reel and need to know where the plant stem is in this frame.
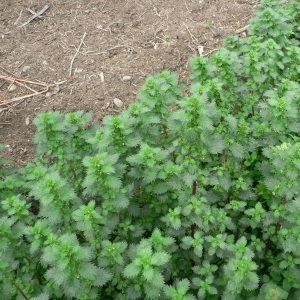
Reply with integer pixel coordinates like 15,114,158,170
192,181,197,195
12,281,29,300
264,222,281,256
264,198,287,256
70,165,78,181
222,150,226,167
24,256,43,285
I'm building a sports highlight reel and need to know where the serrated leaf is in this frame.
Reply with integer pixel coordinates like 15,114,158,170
182,172,196,186
171,218,181,230
151,251,170,266
243,272,259,290
126,285,142,300
143,265,154,281
78,262,97,278
177,279,190,294
106,176,122,189
194,245,203,257
219,176,231,192
124,262,141,278
231,143,244,159
153,182,170,194
264,177,280,191
31,293,50,300
185,128,199,142
172,109,189,124
182,236,193,247
225,115,237,131
207,135,225,154
164,285,176,298
151,269,165,287
93,267,113,287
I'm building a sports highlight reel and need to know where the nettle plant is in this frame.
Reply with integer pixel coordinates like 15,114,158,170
1,0,300,299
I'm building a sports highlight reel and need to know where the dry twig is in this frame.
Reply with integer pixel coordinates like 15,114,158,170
204,48,219,57
236,24,249,34
0,75,64,87
20,5,49,28
183,22,198,44
0,75,66,107
69,32,87,77
14,9,23,25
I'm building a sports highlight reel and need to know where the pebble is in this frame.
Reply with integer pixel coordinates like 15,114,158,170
8,84,17,92
25,117,30,125
22,65,31,72
99,71,104,82
113,98,123,108
122,76,131,82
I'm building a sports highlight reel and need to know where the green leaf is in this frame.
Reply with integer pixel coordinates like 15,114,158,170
151,269,165,287
124,262,141,278
230,143,244,159
177,279,190,295
143,265,154,281
31,293,50,300
93,267,113,287
151,251,171,266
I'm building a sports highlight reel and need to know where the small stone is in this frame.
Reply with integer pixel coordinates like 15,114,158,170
101,102,111,111
45,92,52,97
8,84,17,92
75,68,83,74
99,71,104,82
198,46,204,56
25,117,30,125
22,65,31,72
113,98,123,108
52,85,60,94
122,76,131,82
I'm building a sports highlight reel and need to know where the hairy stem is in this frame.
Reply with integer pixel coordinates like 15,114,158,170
12,281,29,300
264,198,287,256
70,165,78,181
222,150,226,168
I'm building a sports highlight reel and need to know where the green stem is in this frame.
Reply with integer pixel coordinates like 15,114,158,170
25,256,43,285
222,150,226,167
162,125,169,138
78,231,88,242
70,165,78,181
12,281,29,300
264,198,286,256
192,181,197,195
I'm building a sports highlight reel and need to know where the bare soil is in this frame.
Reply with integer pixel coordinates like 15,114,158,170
1,0,259,166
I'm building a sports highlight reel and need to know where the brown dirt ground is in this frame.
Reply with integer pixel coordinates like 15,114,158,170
1,0,259,167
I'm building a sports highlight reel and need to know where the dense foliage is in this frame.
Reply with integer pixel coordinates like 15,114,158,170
1,0,300,299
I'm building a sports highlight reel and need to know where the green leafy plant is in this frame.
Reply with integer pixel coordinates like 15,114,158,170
1,0,300,299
